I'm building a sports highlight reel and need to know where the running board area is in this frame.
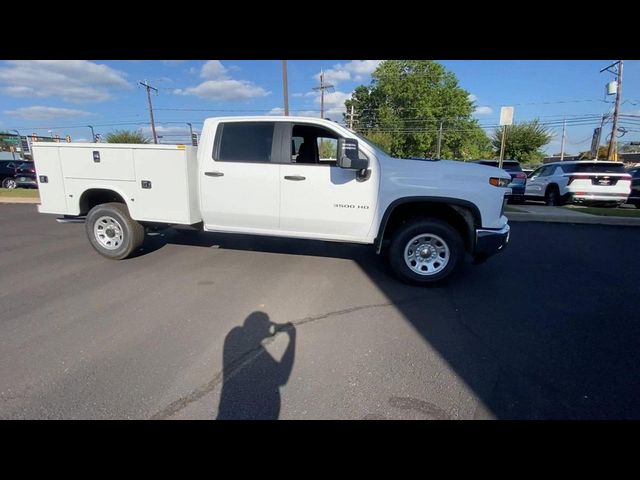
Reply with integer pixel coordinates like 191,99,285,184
56,216,86,224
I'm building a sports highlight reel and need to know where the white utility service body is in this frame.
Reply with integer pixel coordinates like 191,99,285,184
33,116,511,284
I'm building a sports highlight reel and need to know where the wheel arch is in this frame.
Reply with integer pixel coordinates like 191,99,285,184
78,188,130,216
375,197,481,254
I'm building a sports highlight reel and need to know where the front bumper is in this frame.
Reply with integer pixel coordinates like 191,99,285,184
474,223,510,262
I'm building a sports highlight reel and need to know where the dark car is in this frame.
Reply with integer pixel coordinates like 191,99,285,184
627,166,640,208
13,161,38,189
1,160,19,189
473,160,527,203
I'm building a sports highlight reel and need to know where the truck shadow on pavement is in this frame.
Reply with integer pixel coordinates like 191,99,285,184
144,224,640,419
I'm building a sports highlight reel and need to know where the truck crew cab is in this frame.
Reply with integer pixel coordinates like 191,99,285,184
32,116,511,284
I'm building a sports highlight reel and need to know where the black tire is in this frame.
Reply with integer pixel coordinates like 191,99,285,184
85,202,145,260
544,185,561,206
388,218,464,285
2,178,17,189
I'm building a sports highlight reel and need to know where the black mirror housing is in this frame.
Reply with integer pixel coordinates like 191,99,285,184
337,138,368,171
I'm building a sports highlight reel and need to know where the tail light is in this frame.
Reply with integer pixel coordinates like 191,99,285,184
567,175,591,185
514,172,527,179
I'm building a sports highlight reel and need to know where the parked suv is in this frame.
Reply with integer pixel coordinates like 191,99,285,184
473,160,527,203
626,166,640,208
525,161,631,206
13,161,37,189
1,160,19,189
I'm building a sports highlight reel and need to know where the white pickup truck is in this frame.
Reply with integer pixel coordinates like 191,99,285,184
32,116,511,284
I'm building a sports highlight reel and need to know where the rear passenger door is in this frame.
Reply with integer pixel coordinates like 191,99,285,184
199,121,281,231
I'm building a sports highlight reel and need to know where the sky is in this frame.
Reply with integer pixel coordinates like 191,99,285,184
0,59,638,155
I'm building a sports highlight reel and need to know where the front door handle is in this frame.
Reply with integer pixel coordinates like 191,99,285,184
205,171,224,177
284,175,306,181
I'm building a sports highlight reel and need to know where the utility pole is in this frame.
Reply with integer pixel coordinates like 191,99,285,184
347,104,357,130
600,61,623,161
436,121,443,159
312,69,334,119
139,80,158,144
282,60,289,116
594,114,607,160
560,116,566,161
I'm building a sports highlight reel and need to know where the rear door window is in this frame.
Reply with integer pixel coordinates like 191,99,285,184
215,122,276,163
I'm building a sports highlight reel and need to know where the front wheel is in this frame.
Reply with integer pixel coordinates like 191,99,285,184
388,218,464,285
85,203,145,259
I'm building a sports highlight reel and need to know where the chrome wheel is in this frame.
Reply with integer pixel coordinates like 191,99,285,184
403,233,450,276
93,215,124,250
3,178,17,189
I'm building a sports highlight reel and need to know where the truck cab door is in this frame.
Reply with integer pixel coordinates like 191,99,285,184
278,122,376,241
199,121,280,231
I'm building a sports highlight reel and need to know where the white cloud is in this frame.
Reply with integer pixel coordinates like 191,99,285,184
468,94,478,102
314,60,382,85
474,106,493,115
174,60,270,101
0,60,130,103
175,80,269,100
200,60,227,79
4,106,94,120
309,90,351,120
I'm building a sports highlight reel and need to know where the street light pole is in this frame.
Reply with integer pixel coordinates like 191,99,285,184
88,125,96,142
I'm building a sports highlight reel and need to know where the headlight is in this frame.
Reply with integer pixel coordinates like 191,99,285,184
489,177,510,188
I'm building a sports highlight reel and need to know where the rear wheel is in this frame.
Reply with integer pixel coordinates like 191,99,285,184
85,202,145,259
2,178,16,189
544,185,562,206
388,218,464,285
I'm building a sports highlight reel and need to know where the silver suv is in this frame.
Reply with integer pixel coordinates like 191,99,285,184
525,161,632,206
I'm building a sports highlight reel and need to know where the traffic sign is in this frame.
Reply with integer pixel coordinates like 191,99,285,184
499,106,514,126
1,136,20,144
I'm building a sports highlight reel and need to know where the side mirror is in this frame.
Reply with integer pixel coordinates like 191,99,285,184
337,138,368,171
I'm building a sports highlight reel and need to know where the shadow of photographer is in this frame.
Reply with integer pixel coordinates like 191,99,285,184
216,311,296,420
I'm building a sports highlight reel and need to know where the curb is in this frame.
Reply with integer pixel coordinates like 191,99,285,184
506,212,640,226
0,198,40,204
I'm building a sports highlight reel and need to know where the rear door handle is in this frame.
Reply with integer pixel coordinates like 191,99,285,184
284,175,306,181
205,171,224,177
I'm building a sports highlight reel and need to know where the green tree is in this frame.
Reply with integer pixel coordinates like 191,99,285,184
319,139,337,159
105,130,150,144
577,145,613,160
491,120,553,163
344,60,492,160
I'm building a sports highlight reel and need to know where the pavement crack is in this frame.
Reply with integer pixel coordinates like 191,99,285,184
150,295,425,420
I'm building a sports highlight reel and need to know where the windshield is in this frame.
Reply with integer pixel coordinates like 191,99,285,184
477,161,522,172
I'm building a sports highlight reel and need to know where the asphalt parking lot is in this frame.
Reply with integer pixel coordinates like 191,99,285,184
1,203,639,419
